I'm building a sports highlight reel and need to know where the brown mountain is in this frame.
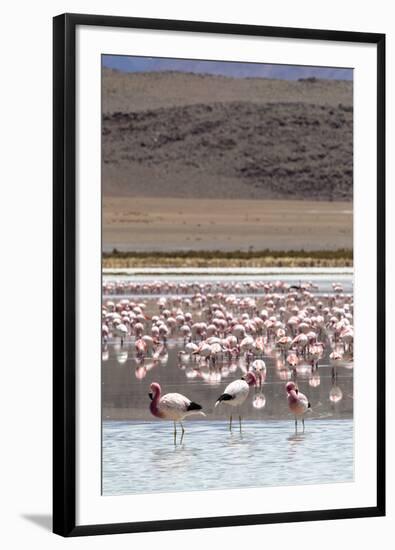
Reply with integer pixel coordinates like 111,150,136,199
102,70,352,201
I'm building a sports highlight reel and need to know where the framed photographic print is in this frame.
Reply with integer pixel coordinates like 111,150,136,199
53,13,386,537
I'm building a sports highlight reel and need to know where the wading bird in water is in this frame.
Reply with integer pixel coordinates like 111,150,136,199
148,382,204,444
285,381,311,432
215,371,257,432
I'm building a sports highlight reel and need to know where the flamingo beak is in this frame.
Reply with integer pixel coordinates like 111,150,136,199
148,392,153,401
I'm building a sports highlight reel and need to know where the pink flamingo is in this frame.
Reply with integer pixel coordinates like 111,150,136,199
135,338,147,356
287,352,299,368
102,323,109,344
286,381,311,432
149,382,205,443
291,333,308,354
215,372,257,432
250,359,266,387
254,336,266,354
276,335,292,352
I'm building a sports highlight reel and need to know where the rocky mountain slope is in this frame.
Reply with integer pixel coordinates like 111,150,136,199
102,70,353,201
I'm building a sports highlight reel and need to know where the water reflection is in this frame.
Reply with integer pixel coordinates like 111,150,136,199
103,335,353,421
102,346,109,362
309,371,321,388
330,366,344,403
253,393,266,409
330,385,343,403
116,350,128,364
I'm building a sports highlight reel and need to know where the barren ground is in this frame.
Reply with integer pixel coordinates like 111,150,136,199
103,196,352,253
102,70,353,258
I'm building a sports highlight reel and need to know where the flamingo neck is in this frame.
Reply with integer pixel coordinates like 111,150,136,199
288,389,299,403
150,386,162,417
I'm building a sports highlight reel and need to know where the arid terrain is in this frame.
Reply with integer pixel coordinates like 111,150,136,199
103,196,352,253
102,69,353,113
102,69,353,255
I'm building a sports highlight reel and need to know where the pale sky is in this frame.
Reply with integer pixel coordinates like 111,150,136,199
102,55,353,81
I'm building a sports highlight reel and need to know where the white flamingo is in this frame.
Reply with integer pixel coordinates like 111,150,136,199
250,359,266,387
215,372,257,432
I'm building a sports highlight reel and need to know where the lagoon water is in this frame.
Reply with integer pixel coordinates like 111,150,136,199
102,272,353,496
102,340,353,496
102,419,353,495
103,273,353,295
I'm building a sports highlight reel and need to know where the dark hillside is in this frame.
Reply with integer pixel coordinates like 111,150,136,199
103,101,352,201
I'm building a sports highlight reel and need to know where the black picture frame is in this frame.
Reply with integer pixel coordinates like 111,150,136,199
53,12,386,537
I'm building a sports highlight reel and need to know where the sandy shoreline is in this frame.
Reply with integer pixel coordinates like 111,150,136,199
103,196,353,253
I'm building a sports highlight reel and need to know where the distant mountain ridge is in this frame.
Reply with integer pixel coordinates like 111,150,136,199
103,68,353,113
102,57,353,81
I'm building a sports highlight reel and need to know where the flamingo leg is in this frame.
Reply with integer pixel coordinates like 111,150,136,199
229,415,233,432
180,421,185,443
302,418,305,433
173,421,177,445
295,417,298,433
239,415,242,433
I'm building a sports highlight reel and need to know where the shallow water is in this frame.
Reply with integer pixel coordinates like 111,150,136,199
102,419,353,495
102,341,353,421
103,274,353,294
102,272,353,496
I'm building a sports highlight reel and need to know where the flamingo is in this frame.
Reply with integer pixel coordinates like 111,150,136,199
102,324,109,344
192,341,212,359
285,381,311,432
113,322,128,346
148,382,205,443
250,359,266,387
276,335,292,352
135,338,147,356
291,333,308,354
215,371,257,432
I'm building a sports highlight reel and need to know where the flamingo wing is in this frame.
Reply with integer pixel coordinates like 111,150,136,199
216,379,249,407
298,392,311,409
224,379,248,397
158,393,203,420
159,392,190,414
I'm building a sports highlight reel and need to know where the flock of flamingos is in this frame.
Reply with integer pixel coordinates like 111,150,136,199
102,278,353,443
